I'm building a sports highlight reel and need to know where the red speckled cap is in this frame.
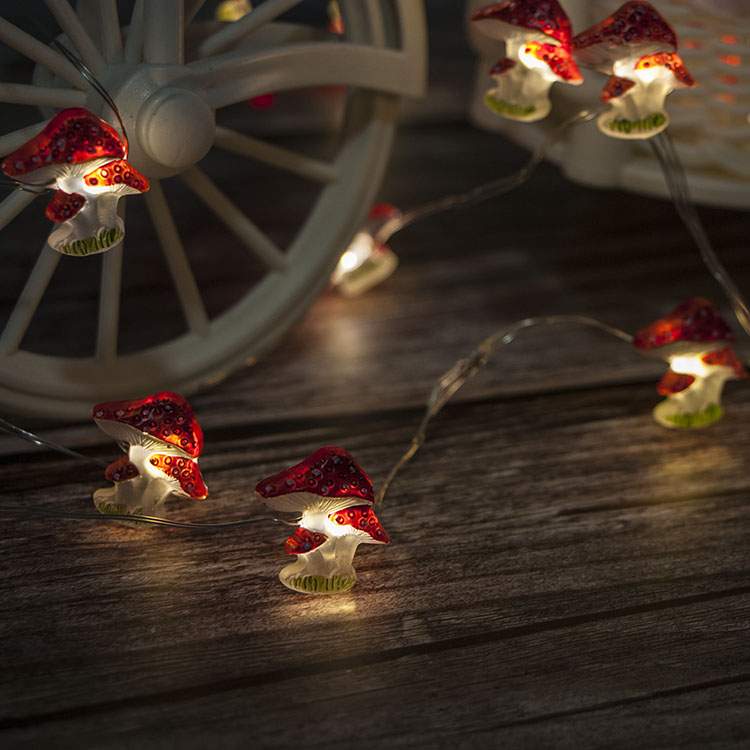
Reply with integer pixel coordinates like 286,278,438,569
634,52,696,87
104,455,140,483
149,454,207,499
83,159,149,194
472,0,573,45
601,75,636,101
523,42,582,82
633,298,734,352
657,369,695,396
701,347,748,379
92,392,204,458
285,527,328,555
2,108,125,181
255,446,375,514
490,57,517,76
45,189,86,223
328,505,390,544
572,2,677,68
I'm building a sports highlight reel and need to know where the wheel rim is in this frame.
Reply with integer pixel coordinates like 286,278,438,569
0,0,426,418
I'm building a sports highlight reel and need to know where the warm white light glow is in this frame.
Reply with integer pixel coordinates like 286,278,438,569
669,354,710,377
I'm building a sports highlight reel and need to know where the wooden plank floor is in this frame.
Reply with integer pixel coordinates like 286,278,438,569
3,14,750,750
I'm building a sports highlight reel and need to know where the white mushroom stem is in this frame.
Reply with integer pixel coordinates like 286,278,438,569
93,444,188,516
598,59,679,139
94,473,173,516
654,355,738,428
48,193,124,255
280,535,361,594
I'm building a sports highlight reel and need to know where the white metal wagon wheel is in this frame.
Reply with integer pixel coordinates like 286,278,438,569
0,0,426,418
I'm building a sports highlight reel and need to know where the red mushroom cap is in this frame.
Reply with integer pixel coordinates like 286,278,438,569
657,369,695,395
572,2,678,69
92,392,204,458
83,159,149,194
45,189,86,223
633,298,734,352
328,504,390,544
522,41,583,82
285,527,328,555
490,57,517,77
2,108,125,183
601,75,636,101
634,52,696,88
104,455,140,483
701,347,749,379
254,446,375,514
471,0,573,46
149,454,207,499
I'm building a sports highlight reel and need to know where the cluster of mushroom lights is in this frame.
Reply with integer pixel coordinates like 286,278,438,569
332,0,697,295
2,1,746,596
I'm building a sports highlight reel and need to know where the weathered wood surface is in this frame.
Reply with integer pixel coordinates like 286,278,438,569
3,10,750,750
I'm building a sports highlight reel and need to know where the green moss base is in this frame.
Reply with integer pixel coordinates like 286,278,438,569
60,227,124,256
95,500,147,526
608,112,666,135
287,575,356,594
665,403,723,428
483,92,535,120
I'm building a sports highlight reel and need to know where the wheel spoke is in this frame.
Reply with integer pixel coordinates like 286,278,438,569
189,42,421,109
97,0,123,63
0,245,60,356
213,126,340,184
123,0,145,65
44,0,106,74
0,83,86,108
0,190,39,232
0,122,47,159
180,166,289,273
0,18,86,90
144,0,183,65
185,0,207,27
198,0,304,58
96,202,124,362
144,181,211,338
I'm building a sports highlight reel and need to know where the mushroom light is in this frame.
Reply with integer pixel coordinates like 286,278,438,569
634,298,748,428
255,447,389,594
471,0,582,122
1,108,148,256
572,2,693,139
331,204,400,297
92,392,207,520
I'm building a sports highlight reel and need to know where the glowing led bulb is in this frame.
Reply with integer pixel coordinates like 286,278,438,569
331,203,400,297
1,109,148,256
92,392,207,521
572,2,694,139
255,446,389,594
633,298,748,428
471,0,582,122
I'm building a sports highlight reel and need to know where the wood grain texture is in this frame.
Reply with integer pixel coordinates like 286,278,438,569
2,7,750,747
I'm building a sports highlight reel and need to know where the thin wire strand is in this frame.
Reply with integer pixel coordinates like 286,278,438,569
0,416,108,467
374,105,607,245
650,132,750,337
376,315,633,506
49,39,129,156
0,505,300,528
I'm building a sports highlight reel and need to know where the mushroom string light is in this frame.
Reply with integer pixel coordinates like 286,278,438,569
633,298,748,428
1,108,148,256
471,0,582,122
572,2,694,139
331,203,401,297
92,393,207,520
255,446,389,594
